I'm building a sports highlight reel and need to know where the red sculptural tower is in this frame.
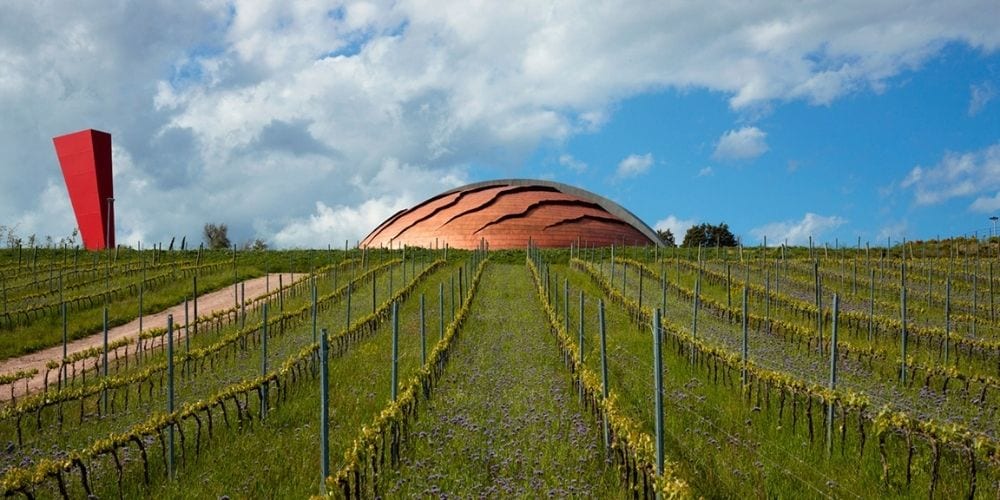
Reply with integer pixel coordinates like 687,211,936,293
53,129,114,250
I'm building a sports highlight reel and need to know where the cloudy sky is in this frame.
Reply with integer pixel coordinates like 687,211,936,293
2,1,999,248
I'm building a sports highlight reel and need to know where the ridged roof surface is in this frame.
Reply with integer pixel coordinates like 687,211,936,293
360,179,661,249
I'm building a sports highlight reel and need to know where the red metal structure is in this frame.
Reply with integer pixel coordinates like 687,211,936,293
53,129,114,250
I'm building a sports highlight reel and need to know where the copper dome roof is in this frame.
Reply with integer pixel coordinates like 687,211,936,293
361,179,661,250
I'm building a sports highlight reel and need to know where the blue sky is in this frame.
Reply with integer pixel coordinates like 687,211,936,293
505,42,1000,245
1,1,998,248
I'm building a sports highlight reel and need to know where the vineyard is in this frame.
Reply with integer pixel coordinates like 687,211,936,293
0,241,997,498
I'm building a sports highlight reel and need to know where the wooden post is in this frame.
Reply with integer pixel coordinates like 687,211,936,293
420,294,426,364
900,286,908,385
578,290,585,402
312,277,318,343
167,314,175,479
827,294,839,456
652,308,664,480
741,286,748,386
391,301,399,401
439,282,444,340
346,282,352,331
599,299,610,450
261,303,269,420
944,278,951,365
102,307,109,413
193,275,199,337
319,327,330,492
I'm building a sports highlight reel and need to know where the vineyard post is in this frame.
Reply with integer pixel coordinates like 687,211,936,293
185,297,191,375
622,260,628,296
102,307,109,413
661,265,666,315
167,314,175,479
564,279,570,335
279,274,285,312
261,303,269,420
346,282,353,331
827,294,839,456
638,265,643,310
61,301,67,388
765,268,771,333
578,290,584,402
241,282,246,330
389,260,394,296
927,265,932,327
320,327,330,493
391,301,399,401
233,245,238,308
853,255,858,296
900,286,908,385
652,308,665,480
139,256,145,336
312,277,318,343
972,266,978,338
990,262,995,322
945,278,951,365
868,268,875,341
458,266,463,303
451,273,456,320
814,261,822,354
437,282,444,340
193,276,199,337
420,294,426,364
691,268,700,357
818,280,824,355
741,286,748,386
372,271,377,315
599,300,610,450
726,264,732,321
610,244,615,288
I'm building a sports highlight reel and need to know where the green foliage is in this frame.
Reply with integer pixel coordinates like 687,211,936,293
681,222,737,247
203,223,231,250
656,229,676,247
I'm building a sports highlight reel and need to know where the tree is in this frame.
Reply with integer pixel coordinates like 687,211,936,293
656,229,676,247
203,223,231,249
682,222,738,248
242,238,269,251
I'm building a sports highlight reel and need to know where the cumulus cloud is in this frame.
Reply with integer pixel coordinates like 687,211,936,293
969,82,996,116
899,142,1000,208
654,215,697,240
697,166,715,177
558,154,588,173
2,1,999,246
750,213,846,246
616,153,654,178
712,126,769,161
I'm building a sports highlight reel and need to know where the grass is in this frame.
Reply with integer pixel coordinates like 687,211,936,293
377,263,622,497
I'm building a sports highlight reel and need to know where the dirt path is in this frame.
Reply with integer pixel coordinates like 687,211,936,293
0,273,304,401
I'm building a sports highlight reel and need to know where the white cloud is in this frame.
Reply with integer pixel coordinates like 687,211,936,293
969,82,996,116
558,154,587,173
616,153,654,178
654,215,697,240
712,126,769,161
899,142,1000,208
750,213,846,246
2,1,999,246
970,192,1000,212
697,166,715,177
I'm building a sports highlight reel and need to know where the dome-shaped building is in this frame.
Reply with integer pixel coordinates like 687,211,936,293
361,179,662,250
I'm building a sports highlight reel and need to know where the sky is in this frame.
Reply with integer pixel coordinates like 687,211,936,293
1,1,999,248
